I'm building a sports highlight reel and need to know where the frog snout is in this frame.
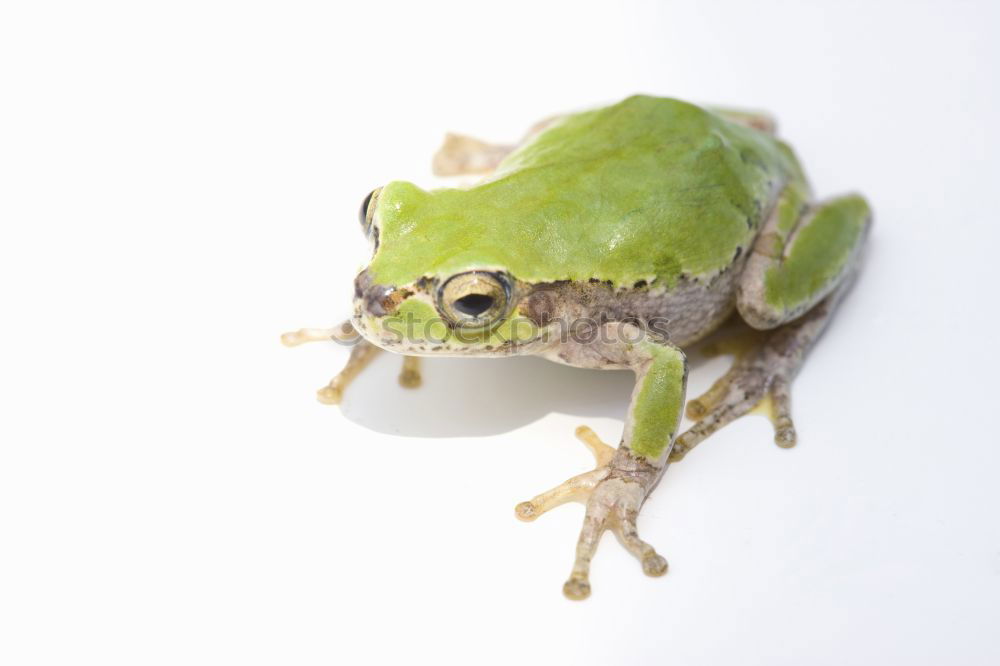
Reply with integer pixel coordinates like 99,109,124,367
353,269,411,317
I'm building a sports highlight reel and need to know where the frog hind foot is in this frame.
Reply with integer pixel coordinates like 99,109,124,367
668,289,848,462
671,362,796,463
515,426,668,601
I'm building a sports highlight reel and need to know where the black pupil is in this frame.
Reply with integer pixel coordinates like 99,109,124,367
453,293,494,317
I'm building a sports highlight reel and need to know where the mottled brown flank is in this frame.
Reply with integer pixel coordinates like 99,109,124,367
520,281,569,326
515,262,746,348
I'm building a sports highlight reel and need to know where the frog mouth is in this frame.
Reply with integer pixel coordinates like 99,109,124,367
350,305,545,357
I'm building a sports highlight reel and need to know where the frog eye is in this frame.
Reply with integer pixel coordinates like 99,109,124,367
358,187,381,236
437,271,511,329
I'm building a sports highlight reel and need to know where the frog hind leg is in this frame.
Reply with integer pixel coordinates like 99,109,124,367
670,193,872,461
707,106,778,134
281,320,422,403
431,133,515,176
737,192,872,330
431,115,564,176
671,294,831,461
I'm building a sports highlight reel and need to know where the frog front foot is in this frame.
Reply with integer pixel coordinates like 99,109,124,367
516,426,668,600
281,321,422,404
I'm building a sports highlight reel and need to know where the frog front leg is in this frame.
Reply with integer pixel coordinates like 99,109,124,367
516,324,687,600
281,320,421,404
671,191,872,461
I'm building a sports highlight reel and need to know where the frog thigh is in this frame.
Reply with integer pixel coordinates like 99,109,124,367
737,192,872,330
431,114,565,176
706,106,777,134
431,133,515,176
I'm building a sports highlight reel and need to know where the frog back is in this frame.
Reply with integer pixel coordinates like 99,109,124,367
369,95,806,289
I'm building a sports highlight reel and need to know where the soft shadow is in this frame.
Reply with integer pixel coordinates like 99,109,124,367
339,343,728,439
340,354,635,438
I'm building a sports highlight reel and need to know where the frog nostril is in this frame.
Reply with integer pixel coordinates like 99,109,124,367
453,293,494,317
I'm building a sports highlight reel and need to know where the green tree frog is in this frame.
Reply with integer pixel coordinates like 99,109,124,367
283,95,871,600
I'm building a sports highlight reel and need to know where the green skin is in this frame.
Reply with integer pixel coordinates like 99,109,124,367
368,97,799,287
344,95,871,599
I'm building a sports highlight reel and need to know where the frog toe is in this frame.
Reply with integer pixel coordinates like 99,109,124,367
316,385,344,405
560,475,666,600
774,424,797,448
616,508,669,577
673,323,811,460
514,425,618,521
765,377,797,448
397,356,422,389
562,576,591,601
513,468,608,522
673,371,797,460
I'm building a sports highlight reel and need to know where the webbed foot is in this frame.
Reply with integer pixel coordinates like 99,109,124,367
670,324,803,463
516,426,667,600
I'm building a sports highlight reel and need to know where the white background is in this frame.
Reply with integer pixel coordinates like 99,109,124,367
2,1,999,664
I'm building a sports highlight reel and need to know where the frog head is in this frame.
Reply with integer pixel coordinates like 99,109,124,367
351,181,548,356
